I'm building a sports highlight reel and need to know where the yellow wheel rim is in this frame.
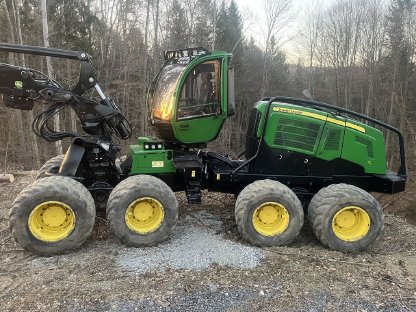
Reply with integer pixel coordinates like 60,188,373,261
332,206,370,241
28,201,76,242
125,197,164,234
252,202,289,236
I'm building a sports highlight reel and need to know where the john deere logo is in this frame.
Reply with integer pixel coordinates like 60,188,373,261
15,81,23,88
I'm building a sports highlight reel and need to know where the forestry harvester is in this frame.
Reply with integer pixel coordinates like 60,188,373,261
0,44,407,255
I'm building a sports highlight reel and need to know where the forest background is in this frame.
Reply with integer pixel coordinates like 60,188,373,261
0,0,414,186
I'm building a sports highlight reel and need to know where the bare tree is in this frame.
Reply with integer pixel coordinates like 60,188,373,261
41,0,62,154
297,0,323,97
14,0,40,167
260,0,294,97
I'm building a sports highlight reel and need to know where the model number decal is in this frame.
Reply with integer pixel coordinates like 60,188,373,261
272,106,365,133
152,161,164,168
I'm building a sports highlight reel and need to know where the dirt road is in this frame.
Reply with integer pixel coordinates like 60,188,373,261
1,173,415,311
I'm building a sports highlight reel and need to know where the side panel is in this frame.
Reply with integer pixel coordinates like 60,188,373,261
341,124,386,174
130,144,176,174
174,116,225,143
316,123,345,161
257,101,386,174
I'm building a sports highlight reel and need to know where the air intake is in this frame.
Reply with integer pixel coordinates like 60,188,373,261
274,117,321,153
355,136,374,158
324,129,342,151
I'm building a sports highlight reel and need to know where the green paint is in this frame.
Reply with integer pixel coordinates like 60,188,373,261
129,137,176,174
255,100,386,174
175,115,225,143
263,102,326,156
170,51,231,144
316,122,345,161
15,81,23,88
341,122,386,174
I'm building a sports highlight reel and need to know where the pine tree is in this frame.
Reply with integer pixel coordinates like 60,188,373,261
166,0,188,49
214,0,243,54
192,0,215,48
47,0,98,53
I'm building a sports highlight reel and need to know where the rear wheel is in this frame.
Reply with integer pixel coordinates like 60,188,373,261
235,179,304,246
106,175,178,246
9,176,96,256
308,184,383,252
36,154,65,179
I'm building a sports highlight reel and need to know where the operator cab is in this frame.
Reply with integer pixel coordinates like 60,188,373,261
149,48,235,145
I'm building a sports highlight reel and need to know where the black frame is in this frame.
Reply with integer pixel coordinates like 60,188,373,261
0,43,96,95
163,47,209,60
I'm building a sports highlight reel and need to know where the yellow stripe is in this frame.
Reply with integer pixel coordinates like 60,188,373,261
302,111,327,121
327,117,345,127
346,122,365,133
272,106,365,133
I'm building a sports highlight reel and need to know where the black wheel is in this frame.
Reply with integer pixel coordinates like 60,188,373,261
106,175,178,246
9,176,96,256
308,184,383,252
36,154,65,179
235,179,304,246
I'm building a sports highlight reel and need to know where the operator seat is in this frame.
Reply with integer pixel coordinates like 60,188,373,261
199,72,213,104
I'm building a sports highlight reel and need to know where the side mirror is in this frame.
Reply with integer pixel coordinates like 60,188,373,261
227,67,235,116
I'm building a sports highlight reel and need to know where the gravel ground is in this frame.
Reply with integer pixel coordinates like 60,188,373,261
0,172,416,311
117,211,264,273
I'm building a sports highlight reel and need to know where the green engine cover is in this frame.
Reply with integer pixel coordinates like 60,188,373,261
257,101,387,174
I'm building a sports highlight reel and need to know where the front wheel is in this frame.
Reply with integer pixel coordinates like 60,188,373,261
235,179,304,246
106,175,178,246
9,176,96,256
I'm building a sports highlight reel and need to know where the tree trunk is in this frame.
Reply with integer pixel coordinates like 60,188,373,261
142,0,151,135
0,174,15,183
2,0,26,163
40,0,63,155
153,0,160,65
212,0,216,50
15,1,41,168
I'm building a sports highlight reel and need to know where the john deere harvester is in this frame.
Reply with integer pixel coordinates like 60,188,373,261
0,44,407,255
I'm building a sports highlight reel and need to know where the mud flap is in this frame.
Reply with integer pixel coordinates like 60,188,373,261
59,144,85,176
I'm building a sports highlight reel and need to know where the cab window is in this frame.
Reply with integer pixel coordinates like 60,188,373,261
177,60,221,120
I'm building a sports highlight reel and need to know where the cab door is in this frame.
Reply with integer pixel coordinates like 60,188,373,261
173,58,227,144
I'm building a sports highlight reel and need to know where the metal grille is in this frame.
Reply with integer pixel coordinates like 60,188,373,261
355,136,374,158
324,129,342,151
274,117,321,152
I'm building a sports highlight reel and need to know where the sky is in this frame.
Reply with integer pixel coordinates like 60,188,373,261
232,0,331,63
